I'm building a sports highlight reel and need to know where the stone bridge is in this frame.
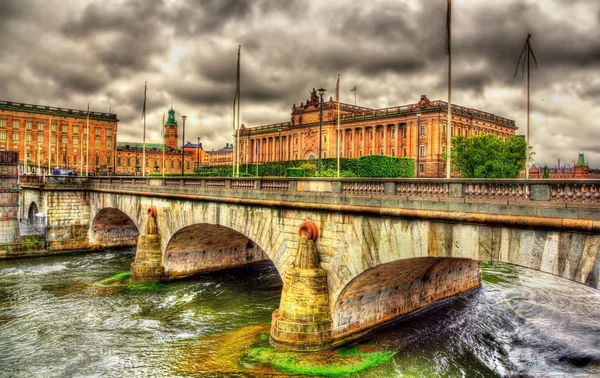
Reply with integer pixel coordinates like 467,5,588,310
18,175,600,350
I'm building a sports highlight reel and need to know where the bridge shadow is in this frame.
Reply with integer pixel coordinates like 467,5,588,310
90,208,139,250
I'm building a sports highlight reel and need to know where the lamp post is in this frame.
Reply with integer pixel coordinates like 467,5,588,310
181,115,187,176
277,128,282,176
197,137,201,171
416,113,422,178
317,88,326,176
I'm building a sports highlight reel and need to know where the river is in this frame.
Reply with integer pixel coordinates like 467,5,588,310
0,248,599,377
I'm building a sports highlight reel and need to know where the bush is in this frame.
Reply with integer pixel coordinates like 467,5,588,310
298,162,317,177
196,171,219,177
285,168,306,177
356,155,415,177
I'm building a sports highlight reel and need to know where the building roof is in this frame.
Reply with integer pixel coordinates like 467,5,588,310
0,100,118,122
117,142,165,150
207,143,234,154
183,141,203,149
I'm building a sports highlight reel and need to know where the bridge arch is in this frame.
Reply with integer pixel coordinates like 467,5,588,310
330,257,480,341
27,202,38,225
89,207,139,250
163,223,272,278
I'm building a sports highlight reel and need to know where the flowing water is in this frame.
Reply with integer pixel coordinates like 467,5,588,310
0,248,599,377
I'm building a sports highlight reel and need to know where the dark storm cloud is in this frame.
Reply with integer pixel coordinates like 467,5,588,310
2,0,600,166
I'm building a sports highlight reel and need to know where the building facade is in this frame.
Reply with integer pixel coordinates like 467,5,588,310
0,151,18,244
237,92,517,177
207,143,234,166
529,154,600,179
0,100,118,175
115,108,196,175
183,141,210,168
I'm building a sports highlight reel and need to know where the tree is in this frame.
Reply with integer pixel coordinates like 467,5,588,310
543,165,550,179
451,134,527,178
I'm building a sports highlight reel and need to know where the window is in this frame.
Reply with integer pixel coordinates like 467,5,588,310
360,133,363,141
118,157,122,166
0,119,5,128
26,121,32,130
419,164,424,173
13,120,19,129
458,127,462,136
74,137,79,145
51,123,56,132
96,155,100,165
95,127,100,136
0,131,5,140
381,130,384,138
420,146,426,156
323,152,327,158
380,149,383,155
391,129,395,138
451,126,454,136
465,130,469,137
107,129,112,137
38,135,43,142
73,126,79,134
127,157,131,166
37,122,43,131
403,127,407,137
370,131,373,140
95,139,100,147
26,133,31,142
107,139,112,147
62,136,67,144
13,133,19,141
295,137,298,145
170,159,174,168
51,135,56,143
62,125,68,133
107,155,111,165
403,148,407,157
420,125,425,135
392,148,395,156
324,135,327,143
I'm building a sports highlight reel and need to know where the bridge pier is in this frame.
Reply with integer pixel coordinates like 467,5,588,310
270,222,334,351
131,206,166,282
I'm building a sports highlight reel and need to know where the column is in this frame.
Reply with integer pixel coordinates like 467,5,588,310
383,125,388,156
395,123,400,157
361,126,366,156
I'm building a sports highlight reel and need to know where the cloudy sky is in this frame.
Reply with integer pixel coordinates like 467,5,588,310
1,0,599,167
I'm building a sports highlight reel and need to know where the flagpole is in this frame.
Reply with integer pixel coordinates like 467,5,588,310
48,116,52,175
232,97,236,177
445,0,452,179
86,104,90,176
236,45,241,178
142,81,147,177
526,40,530,179
162,113,165,177
336,74,340,178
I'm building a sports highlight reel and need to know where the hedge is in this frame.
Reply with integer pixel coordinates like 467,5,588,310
285,168,306,177
356,155,415,177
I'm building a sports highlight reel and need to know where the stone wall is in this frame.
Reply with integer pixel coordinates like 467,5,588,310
44,191,91,250
88,208,139,249
1,152,19,245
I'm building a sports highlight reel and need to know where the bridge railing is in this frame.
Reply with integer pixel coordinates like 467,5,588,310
23,176,600,205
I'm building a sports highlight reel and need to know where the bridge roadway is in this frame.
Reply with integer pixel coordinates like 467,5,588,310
18,175,600,350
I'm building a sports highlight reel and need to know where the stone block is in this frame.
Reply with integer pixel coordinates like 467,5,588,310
530,184,550,201
448,183,464,198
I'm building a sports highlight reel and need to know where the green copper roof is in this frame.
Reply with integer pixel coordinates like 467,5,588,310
117,142,165,150
165,108,178,127
576,153,587,167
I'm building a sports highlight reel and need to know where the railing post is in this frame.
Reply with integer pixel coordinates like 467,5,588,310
449,183,464,198
383,182,396,195
255,179,262,190
530,184,550,201
331,181,342,193
225,179,232,189
289,180,297,192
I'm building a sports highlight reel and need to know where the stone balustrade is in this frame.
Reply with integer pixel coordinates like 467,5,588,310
20,176,600,208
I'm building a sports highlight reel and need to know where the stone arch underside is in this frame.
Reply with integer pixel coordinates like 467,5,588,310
164,223,271,278
90,208,139,249
27,202,38,225
330,257,481,341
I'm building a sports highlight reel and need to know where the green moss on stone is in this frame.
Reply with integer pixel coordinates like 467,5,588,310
241,333,396,377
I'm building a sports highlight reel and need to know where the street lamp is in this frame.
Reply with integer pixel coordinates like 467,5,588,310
416,112,421,178
197,137,201,171
278,128,282,176
317,88,326,176
181,115,187,176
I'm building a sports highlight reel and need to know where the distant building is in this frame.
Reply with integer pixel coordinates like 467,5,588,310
115,107,196,175
207,143,234,166
0,100,117,175
183,141,210,168
237,91,517,177
529,153,600,179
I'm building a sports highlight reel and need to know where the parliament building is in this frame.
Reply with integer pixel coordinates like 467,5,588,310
238,91,517,177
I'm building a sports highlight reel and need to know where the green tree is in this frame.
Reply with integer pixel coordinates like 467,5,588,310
543,165,550,179
451,134,527,178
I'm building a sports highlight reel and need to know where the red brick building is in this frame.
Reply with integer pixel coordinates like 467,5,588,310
529,154,600,179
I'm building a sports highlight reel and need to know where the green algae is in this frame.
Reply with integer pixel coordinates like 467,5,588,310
93,271,168,291
241,332,397,377
481,263,519,286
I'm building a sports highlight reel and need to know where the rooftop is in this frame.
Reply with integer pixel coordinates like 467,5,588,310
0,100,118,122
